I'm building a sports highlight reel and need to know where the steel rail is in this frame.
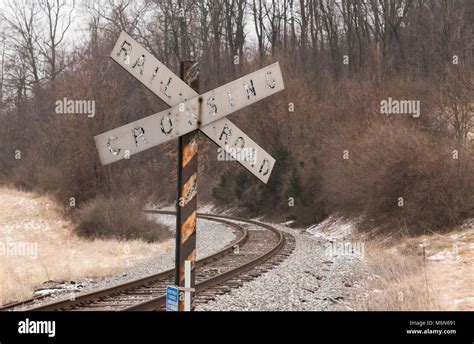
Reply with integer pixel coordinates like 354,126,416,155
122,213,285,311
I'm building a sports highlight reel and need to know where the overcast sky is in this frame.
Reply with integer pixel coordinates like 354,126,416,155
0,0,267,54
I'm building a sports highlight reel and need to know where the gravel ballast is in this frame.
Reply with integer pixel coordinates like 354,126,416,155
197,219,366,311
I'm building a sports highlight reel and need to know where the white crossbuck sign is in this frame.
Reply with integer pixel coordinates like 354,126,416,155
94,31,285,183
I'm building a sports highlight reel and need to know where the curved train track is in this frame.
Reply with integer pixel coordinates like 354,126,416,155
1,211,295,311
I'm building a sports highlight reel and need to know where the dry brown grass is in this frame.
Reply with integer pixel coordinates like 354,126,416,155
355,240,441,311
0,187,173,306
400,225,474,311
355,222,474,311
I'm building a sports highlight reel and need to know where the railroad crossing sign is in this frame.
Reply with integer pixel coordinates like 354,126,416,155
94,31,284,311
95,32,282,183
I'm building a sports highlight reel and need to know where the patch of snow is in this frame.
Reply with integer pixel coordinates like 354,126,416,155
33,281,86,297
198,204,220,214
450,297,474,306
459,218,474,230
281,220,295,226
428,250,463,263
386,247,398,254
305,216,358,241
146,203,174,211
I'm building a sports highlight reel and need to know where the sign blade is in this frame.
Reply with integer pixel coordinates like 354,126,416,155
110,31,195,106
199,118,275,183
95,63,283,167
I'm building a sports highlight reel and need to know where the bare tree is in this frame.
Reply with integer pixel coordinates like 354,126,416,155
252,0,265,64
0,31,6,106
37,0,75,83
1,0,42,93
224,0,246,74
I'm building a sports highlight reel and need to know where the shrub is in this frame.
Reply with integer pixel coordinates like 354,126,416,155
75,195,171,242
287,167,302,198
322,121,474,234
234,171,250,200
212,172,235,205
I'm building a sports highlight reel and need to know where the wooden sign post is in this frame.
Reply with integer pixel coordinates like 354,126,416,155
175,60,199,311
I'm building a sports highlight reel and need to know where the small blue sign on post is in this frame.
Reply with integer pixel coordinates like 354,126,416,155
166,285,179,312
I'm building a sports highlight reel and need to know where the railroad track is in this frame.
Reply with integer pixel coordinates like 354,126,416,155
1,211,295,311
